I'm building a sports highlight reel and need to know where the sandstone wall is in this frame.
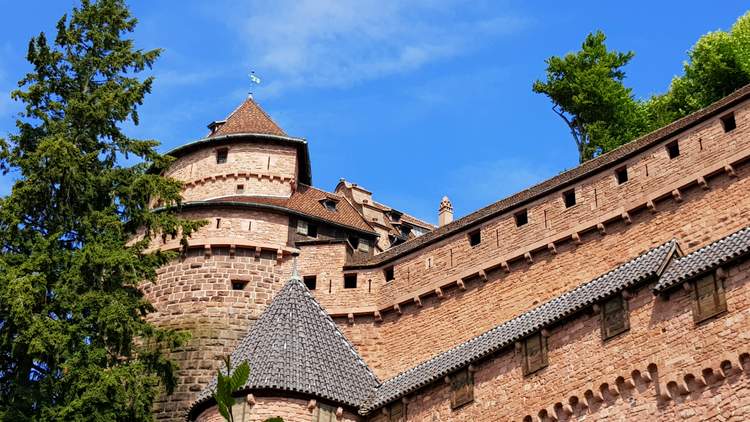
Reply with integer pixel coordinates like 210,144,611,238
166,142,298,201
196,396,360,422
375,258,750,421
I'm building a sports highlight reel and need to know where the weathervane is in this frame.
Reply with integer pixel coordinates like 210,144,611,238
248,70,261,98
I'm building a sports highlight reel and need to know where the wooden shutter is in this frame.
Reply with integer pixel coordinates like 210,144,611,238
693,272,727,323
389,401,405,422
601,295,629,339
523,333,548,375
314,404,336,422
449,368,474,409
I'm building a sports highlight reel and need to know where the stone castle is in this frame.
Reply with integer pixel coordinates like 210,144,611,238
145,86,750,421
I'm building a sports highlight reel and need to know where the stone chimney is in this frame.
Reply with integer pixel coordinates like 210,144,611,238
438,196,453,227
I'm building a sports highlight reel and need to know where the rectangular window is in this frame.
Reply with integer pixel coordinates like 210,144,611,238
358,239,370,253
231,280,248,291
344,274,357,289
692,272,727,323
216,148,228,164
468,230,481,247
666,140,680,159
303,275,317,291
388,401,406,422
384,266,395,282
514,209,528,227
522,332,548,376
563,189,576,208
615,167,628,185
314,403,336,422
721,112,736,132
297,220,317,237
449,368,474,409
236,184,244,194
601,295,629,339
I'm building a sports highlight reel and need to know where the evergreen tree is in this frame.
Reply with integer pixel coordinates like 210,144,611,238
0,1,203,420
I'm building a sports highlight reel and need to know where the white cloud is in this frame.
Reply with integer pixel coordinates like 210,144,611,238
213,0,527,95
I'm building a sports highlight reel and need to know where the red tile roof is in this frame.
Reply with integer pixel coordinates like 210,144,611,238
205,184,375,234
208,97,286,137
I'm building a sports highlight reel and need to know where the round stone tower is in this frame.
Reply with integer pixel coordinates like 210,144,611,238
144,97,311,421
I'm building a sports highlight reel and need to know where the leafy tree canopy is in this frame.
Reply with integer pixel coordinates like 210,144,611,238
0,0,202,420
535,12,750,163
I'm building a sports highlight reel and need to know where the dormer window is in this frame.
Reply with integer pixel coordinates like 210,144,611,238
388,211,403,223
321,198,338,212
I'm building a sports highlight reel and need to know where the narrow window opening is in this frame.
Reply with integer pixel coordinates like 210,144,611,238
216,148,228,164
450,368,474,409
522,332,548,376
247,220,252,231
692,272,727,323
236,184,245,194
514,209,528,227
615,167,628,185
266,156,271,170
563,189,576,208
468,230,481,247
303,275,317,290
720,112,736,132
231,280,248,291
601,295,629,340
666,140,680,159
344,274,357,289
384,266,395,282
698,138,704,151
215,218,221,229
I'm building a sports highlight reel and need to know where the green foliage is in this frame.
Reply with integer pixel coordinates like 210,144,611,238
647,12,750,125
533,31,644,162
0,0,203,420
213,356,250,422
535,12,750,162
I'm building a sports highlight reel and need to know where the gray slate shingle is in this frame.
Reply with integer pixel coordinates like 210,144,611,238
189,276,379,419
654,226,750,293
360,240,677,414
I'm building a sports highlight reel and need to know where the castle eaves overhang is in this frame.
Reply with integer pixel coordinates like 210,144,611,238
345,83,750,269
360,239,681,414
172,198,377,237
164,132,312,186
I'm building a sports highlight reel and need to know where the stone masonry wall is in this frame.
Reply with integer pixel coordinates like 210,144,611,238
166,141,298,201
196,396,360,422
373,258,750,421
144,248,289,421
350,162,750,379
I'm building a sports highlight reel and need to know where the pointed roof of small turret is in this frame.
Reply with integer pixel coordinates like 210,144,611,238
189,271,379,419
207,96,286,137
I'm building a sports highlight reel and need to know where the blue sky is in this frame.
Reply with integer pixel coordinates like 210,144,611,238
1,1,748,223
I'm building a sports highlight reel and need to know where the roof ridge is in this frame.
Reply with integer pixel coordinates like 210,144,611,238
295,278,381,384
349,83,750,268
362,240,678,413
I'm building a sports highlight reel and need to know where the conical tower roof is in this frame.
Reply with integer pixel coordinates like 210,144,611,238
191,275,379,416
208,96,286,137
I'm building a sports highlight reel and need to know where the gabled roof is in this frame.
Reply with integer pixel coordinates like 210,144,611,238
208,96,286,137
189,274,380,420
346,83,750,269
200,184,376,235
361,240,678,414
654,226,750,293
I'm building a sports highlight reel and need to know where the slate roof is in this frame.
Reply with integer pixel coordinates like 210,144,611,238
360,240,678,414
654,226,750,293
208,96,286,137
346,83,750,269
201,183,376,235
189,274,380,420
